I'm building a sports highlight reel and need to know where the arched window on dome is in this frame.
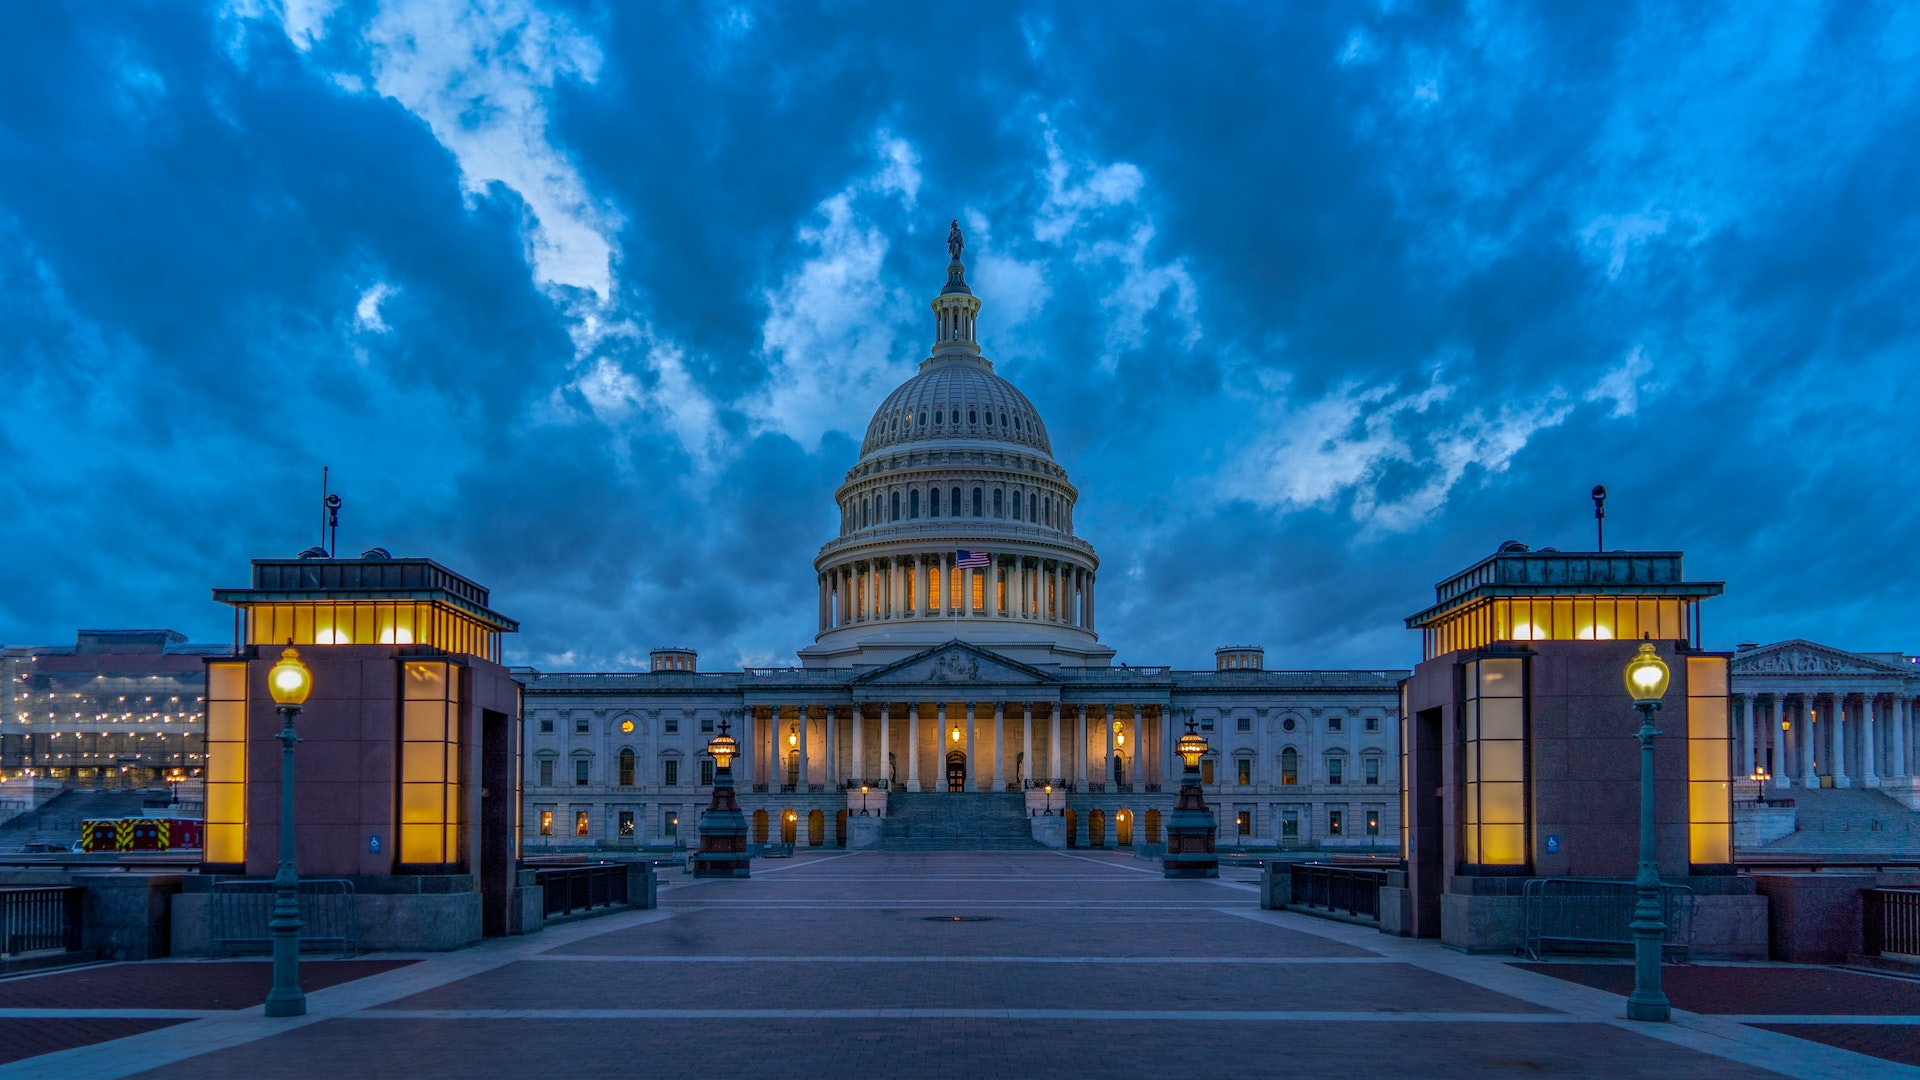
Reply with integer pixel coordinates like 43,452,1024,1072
993,489,1003,517
1011,489,1022,521
910,489,920,519
891,491,900,521
862,498,870,528
929,487,941,517
951,487,962,516
972,487,982,516
1029,493,1037,521
1000,411,1008,427
1044,497,1052,526
919,410,927,426
968,408,977,425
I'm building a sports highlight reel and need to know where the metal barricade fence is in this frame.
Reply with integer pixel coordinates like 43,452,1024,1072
535,863,630,918
1520,878,1693,962
0,887,84,957
1864,888,1920,959
1290,864,1388,920
210,879,357,953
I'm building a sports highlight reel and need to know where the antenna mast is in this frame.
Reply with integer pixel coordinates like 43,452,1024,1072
320,466,343,558
1591,485,1607,552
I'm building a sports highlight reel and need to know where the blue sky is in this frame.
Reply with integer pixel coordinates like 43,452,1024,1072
2,1,1916,671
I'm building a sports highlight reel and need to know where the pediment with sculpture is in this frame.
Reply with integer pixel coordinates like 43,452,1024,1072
1731,639,1916,679
851,639,1059,689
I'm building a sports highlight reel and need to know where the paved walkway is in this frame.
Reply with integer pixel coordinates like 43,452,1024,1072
0,851,1914,1077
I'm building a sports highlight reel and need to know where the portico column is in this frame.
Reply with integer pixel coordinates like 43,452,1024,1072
965,702,977,791
1087,573,1096,630
993,702,1006,790
798,706,810,788
1022,703,1033,787
1831,692,1850,787
1740,695,1756,777
1102,704,1114,787
987,560,1000,618
1049,706,1062,782
1894,697,1909,778
880,703,892,788
1016,558,1027,618
912,703,925,792
1801,694,1818,786
1858,687,1873,780
1770,696,1789,788
1075,706,1088,785
852,704,865,783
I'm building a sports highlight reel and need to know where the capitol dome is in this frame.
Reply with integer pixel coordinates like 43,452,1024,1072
798,222,1112,669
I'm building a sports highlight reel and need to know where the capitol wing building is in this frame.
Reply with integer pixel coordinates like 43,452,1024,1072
518,226,1405,852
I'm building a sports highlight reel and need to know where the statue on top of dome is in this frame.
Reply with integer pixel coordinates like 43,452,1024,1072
947,219,964,261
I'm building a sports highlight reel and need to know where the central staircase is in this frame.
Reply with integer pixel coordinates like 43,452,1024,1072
880,792,1042,850
1751,786,1920,857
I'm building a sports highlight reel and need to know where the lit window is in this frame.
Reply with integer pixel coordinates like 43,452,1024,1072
575,759,589,786
1236,759,1251,785
539,759,554,787
1236,810,1251,836
575,811,589,837
1281,748,1298,785
1200,758,1215,785
539,810,553,836
620,719,634,734
1329,809,1343,836
1366,809,1380,836
618,811,635,837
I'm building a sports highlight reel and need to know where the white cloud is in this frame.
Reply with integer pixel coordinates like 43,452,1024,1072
1584,346,1657,418
1579,211,1672,280
1226,372,1572,533
1082,222,1199,366
1033,122,1144,244
748,135,924,450
363,0,615,299
354,281,396,332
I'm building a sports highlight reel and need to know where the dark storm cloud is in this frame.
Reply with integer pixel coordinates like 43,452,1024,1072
1,1,1915,672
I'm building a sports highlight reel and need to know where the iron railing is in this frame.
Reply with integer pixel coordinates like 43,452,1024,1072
0,887,83,957
536,863,630,918
1290,863,1388,920
210,879,357,953
1864,887,1920,959
1520,878,1693,962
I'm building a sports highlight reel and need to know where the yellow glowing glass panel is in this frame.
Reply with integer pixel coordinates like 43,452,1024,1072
204,660,249,864
1685,656,1732,865
1462,658,1527,866
399,660,461,867
244,601,494,657
971,573,985,611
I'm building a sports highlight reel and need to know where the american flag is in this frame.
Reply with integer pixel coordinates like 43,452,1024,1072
955,549,990,568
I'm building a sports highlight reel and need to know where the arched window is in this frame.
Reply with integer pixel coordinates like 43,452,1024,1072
1029,493,1037,521
910,489,920,518
1012,490,1022,520
1280,748,1299,786
618,748,635,787
1044,497,1052,525
919,410,927,426
993,489,1003,517
968,408,978,424
972,487,983,516
952,487,961,514
891,491,900,521
862,499,870,527
930,488,941,517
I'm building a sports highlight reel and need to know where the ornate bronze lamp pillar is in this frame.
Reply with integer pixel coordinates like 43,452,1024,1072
695,718,750,878
1162,718,1218,878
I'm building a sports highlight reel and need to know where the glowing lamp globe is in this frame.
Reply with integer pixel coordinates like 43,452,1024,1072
1176,726,1209,769
267,647,312,707
1623,642,1670,706
706,732,738,770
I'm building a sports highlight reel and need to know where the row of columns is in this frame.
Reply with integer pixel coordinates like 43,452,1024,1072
747,702,1165,792
1735,691,1917,788
818,554,1094,632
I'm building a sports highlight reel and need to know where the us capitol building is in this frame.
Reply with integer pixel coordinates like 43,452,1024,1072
517,225,1405,852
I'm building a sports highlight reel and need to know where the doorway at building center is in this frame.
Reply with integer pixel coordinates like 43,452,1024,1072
947,751,966,792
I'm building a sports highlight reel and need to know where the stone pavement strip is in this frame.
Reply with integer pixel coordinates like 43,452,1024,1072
0,850,1911,1079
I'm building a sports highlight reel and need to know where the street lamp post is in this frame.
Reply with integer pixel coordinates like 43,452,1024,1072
1042,783,1054,815
1623,641,1672,1023
695,720,750,878
1162,719,1218,879
263,647,312,1019
860,785,870,816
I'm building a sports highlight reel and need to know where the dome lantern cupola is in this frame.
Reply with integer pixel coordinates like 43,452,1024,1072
930,220,982,360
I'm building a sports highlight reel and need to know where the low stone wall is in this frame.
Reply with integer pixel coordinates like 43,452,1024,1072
170,875,485,955
1734,803,1796,849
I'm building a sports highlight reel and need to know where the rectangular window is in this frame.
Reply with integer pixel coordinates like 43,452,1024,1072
971,571,985,611
665,717,679,734
700,759,715,786
1463,657,1527,866
399,660,461,866
664,759,679,786
1200,715,1214,732
663,809,679,837
539,809,553,836
1686,655,1733,865
1366,809,1381,836
1365,715,1379,732
701,717,714,733
1328,758,1343,785
1365,757,1380,785
1237,759,1251,785
574,811,589,837
618,810,635,837
1237,716,1251,732
204,661,249,865
539,759,553,787
1235,810,1251,837
539,717,554,734
1328,809,1344,836
574,759,589,786
1328,715,1343,732
1282,807,1299,838
1200,759,1215,785
574,716,589,734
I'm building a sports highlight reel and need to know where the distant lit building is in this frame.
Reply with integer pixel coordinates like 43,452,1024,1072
1,630,226,787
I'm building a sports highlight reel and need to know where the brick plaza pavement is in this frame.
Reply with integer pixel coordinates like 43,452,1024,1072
0,850,1913,1078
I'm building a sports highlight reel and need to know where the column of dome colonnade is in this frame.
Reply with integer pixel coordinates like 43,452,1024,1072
800,221,1113,669
1727,690,1918,790
743,700,1174,795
